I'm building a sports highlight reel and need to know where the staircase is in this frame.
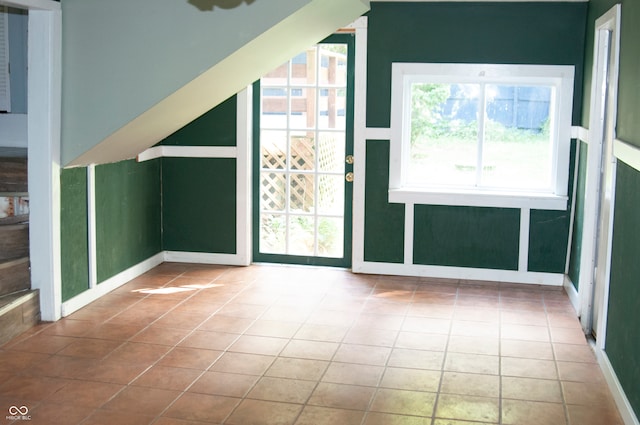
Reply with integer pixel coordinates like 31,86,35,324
0,152,40,346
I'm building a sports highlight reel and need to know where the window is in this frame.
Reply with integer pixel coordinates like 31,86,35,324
0,7,10,112
389,63,574,209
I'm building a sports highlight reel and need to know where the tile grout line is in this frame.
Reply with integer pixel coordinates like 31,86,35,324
429,280,460,425
359,275,419,425
77,266,260,424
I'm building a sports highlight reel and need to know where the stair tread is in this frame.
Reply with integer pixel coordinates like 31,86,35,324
0,256,29,268
0,289,37,312
0,215,29,226
0,157,28,194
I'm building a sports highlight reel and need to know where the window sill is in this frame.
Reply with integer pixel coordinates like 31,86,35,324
388,187,568,210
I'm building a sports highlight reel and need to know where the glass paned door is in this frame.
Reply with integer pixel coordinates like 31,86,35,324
253,34,354,267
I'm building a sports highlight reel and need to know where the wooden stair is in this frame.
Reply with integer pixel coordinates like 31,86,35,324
0,157,28,194
0,154,40,346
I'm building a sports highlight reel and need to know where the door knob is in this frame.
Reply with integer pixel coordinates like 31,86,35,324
345,172,354,182
345,155,354,165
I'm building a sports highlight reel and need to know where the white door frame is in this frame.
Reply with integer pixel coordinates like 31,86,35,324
0,0,62,321
578,4,621,345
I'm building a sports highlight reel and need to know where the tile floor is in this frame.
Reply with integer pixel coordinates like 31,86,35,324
0,263,625,425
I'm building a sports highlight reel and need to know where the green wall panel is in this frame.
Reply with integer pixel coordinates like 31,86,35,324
60,167,89,301
528,209,570,273
161,95,237,147
162,158,236,254
568,141,588,288
95,159,162,283
366,2,587,127
414,205,520,270
364,140,404,263
606,162,640,419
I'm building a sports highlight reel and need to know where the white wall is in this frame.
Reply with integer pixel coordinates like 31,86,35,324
61,0,369,166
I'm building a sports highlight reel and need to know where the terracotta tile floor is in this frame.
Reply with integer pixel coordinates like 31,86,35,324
0,263,625,425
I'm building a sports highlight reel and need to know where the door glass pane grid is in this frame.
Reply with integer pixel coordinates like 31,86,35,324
259,43,347,259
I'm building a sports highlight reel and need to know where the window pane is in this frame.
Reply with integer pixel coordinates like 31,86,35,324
408,83,480,187
261,131,287,169
291,48,316,85
260,172,286,212
317,175,344,215
289,215,315,256
290,132,315,171
290,174,314,212
261,87,288,129
318,132,345,173
262,62,289,86
318,44,347,86
318,88,347,130
318,217,343,258
482,85,553,191
260,214,286,254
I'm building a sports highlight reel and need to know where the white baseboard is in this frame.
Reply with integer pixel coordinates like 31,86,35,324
60,252,164,317
60,250,250,317
352,261,564,286
163,251,250,266
597,349,640,425
563,275,581,314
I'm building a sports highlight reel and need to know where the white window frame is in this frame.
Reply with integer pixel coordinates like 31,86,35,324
389,63,574,210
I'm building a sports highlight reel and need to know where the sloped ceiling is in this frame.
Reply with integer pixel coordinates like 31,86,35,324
61,0,370,166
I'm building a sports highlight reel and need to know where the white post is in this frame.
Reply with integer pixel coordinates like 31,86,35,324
27,6,62,321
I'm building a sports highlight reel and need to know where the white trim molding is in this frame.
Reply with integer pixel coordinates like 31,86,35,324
27,7,62,321
86,164,97,289
236,87,253,266
0,0,60,10
614,139,640,172
353,261,564,286
364,127,391,141
578,3,621,337
164,251,249,267
388,187,568,210
351,16,368,272
137,145,238,162
597,350,640,425
563,275,581,314
572,125,590,144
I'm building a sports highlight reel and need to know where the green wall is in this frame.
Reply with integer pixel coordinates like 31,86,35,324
414,205,520,270
364,2,587,270
161,96,237,147
95,159,162,283
60,167,89,302
162,158,237,254
364,140,404,263
581,0,640,419
160,96,239,255
606,162,640,417
59,98,239,301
